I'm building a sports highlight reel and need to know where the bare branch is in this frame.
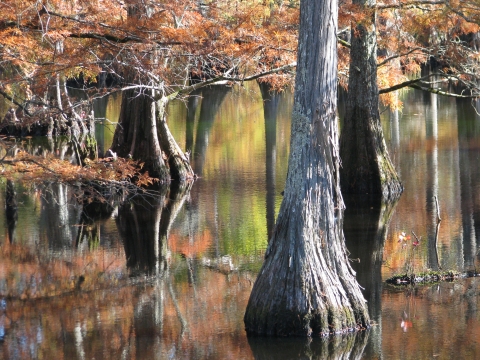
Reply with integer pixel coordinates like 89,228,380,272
168,62,297,100
377,0,445,10
337,38,351,48
377,47,429,68
379,74,435,93
0,89,32,116
409,83,480,98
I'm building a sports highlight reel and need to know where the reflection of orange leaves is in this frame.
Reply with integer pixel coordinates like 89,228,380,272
401,319,413,332
168,230,212,258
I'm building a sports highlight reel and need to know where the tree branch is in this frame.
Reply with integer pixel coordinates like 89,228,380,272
409,83,480,97
379,74,434,93
377,47,428,68
167,62,297,100
444,0,480,25
377,0,445,10
337,38,351,48
68,32,182,46
0,89,32,116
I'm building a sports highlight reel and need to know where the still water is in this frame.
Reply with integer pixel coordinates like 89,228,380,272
0,84,479,359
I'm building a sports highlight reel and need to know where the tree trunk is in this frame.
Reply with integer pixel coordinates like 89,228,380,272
244,0,370,336
339,0,403,201
157,97,195,181
111,89,170,181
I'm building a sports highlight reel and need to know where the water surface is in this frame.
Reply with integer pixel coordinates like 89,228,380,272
0,85,479,359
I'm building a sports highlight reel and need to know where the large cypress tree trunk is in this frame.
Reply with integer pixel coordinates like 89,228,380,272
339,0,402,201
111,89,170,181
244,0,370,336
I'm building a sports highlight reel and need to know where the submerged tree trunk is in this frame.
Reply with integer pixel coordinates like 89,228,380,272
339,0,402,201
244,0,370,336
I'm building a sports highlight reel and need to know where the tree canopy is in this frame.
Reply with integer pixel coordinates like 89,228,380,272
1,1,480,115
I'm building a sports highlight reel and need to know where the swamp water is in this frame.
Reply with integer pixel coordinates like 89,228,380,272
0,85,479,359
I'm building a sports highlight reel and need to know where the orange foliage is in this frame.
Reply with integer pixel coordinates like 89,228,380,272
1,0,479,115
168,230,213,258
0,149,157,194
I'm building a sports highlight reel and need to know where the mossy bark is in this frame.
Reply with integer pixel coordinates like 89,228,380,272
339,0,402,201
244,0,370,336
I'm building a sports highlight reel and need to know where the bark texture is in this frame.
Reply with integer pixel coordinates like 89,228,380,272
244,0,370,336
339,0,403,201
112,89,194,181
112,89,169,180
156,97,195,181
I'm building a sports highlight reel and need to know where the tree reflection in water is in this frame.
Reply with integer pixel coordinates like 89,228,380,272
247,331,369,359
343,194,399,359
2,85,480,359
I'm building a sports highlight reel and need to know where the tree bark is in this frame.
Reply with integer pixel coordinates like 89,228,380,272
244,0,370,336
111,89,170,181
157,97,195,181
339,0,403,201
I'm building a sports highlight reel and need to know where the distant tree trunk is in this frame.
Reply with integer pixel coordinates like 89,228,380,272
339,0,403,201
244,0,370,336
192,86,229,176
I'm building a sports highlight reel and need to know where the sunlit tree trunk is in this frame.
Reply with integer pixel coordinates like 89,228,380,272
244,0,370,336
157,97,195,181
111,89,170,180
339,0,402,200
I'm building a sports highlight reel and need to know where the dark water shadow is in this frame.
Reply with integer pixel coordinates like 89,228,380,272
343,194,399,358
247,330,369,359
75,199,115,249
259,83,281,240
456,98,480,269
117,182,192,276
5,179,18,244
185,90,201,153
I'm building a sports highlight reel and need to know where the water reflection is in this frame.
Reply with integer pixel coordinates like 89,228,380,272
1,85,480,359
259,83,280,239
344,195,398,358
192,86,230,176
39,183,82,249
457,98,480,269
5,180,17,243
247,332,369,359
425,91,441,270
